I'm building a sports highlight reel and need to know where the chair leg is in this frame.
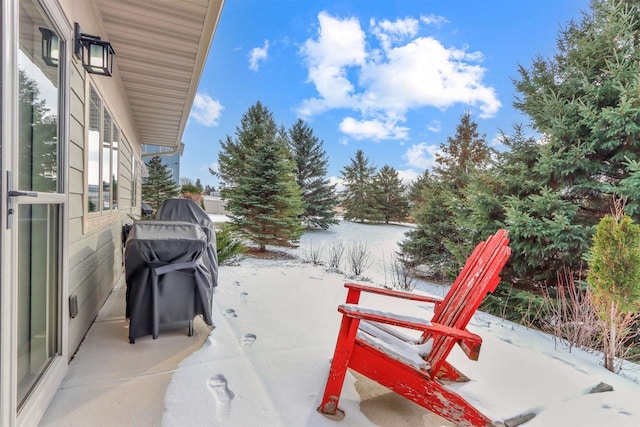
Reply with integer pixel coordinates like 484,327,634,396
318,316,360,417
349,343,492,427
188,319,194,336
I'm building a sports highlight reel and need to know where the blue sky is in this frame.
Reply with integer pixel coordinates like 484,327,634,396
183,0,589,189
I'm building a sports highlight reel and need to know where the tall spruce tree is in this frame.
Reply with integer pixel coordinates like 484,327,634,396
142,156,180,212
374,165,409,224
288,119,338,229
503,0,640,285
217,102,303,250
341,150,381,223
401,113,492,279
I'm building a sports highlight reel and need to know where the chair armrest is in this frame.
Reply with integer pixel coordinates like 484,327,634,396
339,304,482,345
345,283,443,304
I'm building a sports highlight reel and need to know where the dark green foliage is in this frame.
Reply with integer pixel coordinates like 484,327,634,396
181,183,201,194
433,111,493,190
217,101,304,251
401,113,493,279
480,285,546,327
288,119,339,229
142,156,180,211
374,165,409,224
215,223,247,264
513,0,640,223
341,150,382,223
195,178,203,192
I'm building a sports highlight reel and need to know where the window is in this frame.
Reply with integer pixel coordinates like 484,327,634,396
87,85,119,213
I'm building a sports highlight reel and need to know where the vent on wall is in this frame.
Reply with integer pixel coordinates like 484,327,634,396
69,294,79,318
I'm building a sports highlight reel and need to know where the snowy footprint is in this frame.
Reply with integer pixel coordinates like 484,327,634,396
207,374,234,419
223,308,237,318
232,280,241,286
240,292,248,303
241,333,257,346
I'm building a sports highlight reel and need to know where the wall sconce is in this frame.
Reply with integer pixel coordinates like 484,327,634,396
74,22,115,77
39,27,59,67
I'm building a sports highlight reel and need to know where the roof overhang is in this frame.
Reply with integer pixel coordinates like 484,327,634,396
95,0,224,149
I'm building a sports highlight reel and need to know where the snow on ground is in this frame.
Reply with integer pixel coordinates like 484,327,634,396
162,220,640,427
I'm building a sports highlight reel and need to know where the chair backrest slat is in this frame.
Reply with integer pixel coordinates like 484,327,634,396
424,230,510,373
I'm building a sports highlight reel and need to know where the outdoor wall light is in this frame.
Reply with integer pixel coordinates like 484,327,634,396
74,22,115,77
39,27,59,67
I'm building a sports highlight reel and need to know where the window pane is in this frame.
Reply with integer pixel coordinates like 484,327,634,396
87,87,100,213
112,126,119,209
18,6,60,192
17,204,60,406
102,110,112,211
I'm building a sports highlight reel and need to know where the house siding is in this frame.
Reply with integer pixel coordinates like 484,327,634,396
66,57,139,356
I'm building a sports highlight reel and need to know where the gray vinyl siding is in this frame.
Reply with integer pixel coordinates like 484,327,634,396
66,60,138,356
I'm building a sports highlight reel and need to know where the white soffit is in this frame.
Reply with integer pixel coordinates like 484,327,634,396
96,0,224,148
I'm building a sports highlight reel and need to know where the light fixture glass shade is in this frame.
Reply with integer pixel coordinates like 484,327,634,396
39,27,59,67
74,22,115,77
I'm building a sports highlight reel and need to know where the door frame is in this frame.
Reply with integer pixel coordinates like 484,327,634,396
1,0,71,426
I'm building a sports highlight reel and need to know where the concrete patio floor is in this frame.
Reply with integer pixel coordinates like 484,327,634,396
38,278,211,427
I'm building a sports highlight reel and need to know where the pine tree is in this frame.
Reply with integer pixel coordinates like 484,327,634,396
217,101,304,250
501,0,640,285
288,119,338,229
433,111,492,190
142,156,180,212
514,0,640,221
341,150,381,223
401,113,492,278
374,165,409,224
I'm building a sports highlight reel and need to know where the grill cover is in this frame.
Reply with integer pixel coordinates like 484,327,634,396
156,198,218,288
124,220,213,342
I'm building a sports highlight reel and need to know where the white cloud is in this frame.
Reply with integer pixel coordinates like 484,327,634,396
339,116,409,141
370,17,419,52
420,13,449,27
191,93,223,126
397,169,420,185
404,142,441,170
297,12,501,140
249,40,270,71
427,120,442,133
298,12,367,116
329,176,345,193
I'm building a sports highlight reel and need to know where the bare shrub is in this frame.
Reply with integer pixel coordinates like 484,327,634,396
387,252,415,291
327,241,345,272
539,267,600,352
347,242,371,277
304,241,324,266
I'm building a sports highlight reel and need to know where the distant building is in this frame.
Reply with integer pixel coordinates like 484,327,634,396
142,143,184,185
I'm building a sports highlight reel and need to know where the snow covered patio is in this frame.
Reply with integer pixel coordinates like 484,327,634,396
40,222,640,426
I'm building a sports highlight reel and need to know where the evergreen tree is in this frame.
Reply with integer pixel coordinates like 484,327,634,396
142,156,180,211
502,0,640,285
587,212,640,371
401,113,492,279
217,101,304,250
433,111,492,190
374,165,409,224
341,150,381,222
288,119,338,229
195,178,203,192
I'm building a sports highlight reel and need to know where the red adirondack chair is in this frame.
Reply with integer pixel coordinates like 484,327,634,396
318,229,511,427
